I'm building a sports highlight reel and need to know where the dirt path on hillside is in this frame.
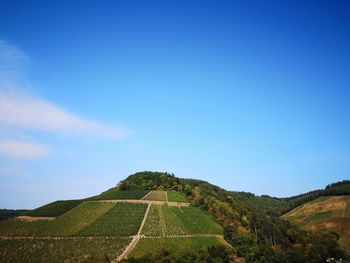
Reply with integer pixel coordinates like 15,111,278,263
141,234,223,239
16,216,55,221
141,191,152,200
113,203,151,262
158,205,167,236
0,236,131,240
0,234,223,240
89,199,189,207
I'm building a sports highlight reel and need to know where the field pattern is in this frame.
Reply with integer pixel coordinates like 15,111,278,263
25,200,83,217
0,202,114,237
87,190,149,201
78,203,147,236
143,191,167,201
129,236,229,258
0,237,130,263
142,204,222,236
142,205,166,236
167,191,188,202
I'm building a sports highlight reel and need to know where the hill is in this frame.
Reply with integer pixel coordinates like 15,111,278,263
0,179,233,262
282,195,350,256
228,180,350,217
0,171,348,262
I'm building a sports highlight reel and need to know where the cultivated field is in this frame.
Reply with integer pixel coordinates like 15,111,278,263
129,236,229,258
167,191,188,202
0,202,115,236
142,204,223,236
0,237,130,263
87,190,149,201
0,191,227,262
78,203,147,236
143,191,167,201
25,200,83,217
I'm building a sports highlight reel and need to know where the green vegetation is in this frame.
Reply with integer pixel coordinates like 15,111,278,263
163,205,222,235
0,209,28,221
167,191,188,202
119,171,183,191
0,237,130,263
142,205,164,236
25,200,83,217
87,189,149,200
129,237,232,259
24,190,149,218
78,203,147,236
123,171,347,262
143,191,167,201
1,172,349,262
0,202,114,236
142,204,222,236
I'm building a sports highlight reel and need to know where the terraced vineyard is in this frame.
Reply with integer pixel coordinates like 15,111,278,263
24,200,84,217
142,204,223,236
129,236,229,258
0,202,115,236
143,190,167,201
23,190,149,218
0,189,232,262
87,189,149,201
78,203,147,236
0,237,131,263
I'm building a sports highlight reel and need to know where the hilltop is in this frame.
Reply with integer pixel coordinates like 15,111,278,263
0,171,348,263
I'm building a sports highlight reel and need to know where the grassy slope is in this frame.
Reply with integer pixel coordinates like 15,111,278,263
142,204,222,236
282,195,350,255
129,237,230,258
0,237,130,263
167,191,188,202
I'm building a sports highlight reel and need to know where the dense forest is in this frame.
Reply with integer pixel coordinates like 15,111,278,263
120,172,348,262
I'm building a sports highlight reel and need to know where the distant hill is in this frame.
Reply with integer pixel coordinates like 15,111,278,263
230,180,350,217
0,171,348,262
282,195,350,257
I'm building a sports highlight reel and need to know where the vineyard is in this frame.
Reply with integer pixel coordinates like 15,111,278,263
87,190,149,201
129,236,228,258
24,200,83,217
77,203,147,236
0,237,130,263
0,188,232,262
143,191,167,201
142,204,223,236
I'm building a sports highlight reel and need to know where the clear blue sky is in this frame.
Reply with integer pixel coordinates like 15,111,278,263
0,0,349,208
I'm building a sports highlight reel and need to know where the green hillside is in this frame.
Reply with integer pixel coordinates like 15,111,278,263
282,195,350,256
0,171,348,262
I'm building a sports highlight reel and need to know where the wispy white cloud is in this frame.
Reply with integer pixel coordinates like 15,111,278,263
0,139,50,159
0,40,128,159
0,92,126,139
